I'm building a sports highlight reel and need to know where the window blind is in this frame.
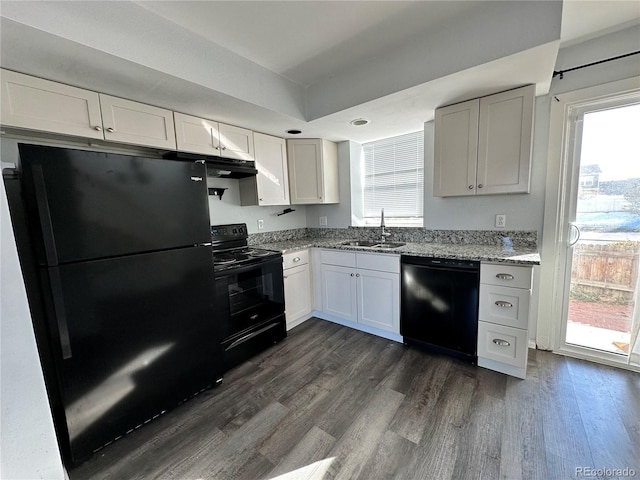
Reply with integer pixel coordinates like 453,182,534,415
362,131,424,219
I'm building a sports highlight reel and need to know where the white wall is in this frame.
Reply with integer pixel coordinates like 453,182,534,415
0,179,66,479
551,26,640,96
207,176,307,233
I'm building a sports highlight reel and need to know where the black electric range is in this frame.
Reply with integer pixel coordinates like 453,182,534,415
211,224,286,370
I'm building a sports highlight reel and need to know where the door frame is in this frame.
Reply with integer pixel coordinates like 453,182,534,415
537,76,640,370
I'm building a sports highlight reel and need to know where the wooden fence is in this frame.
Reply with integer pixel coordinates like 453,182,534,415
571,242,640,303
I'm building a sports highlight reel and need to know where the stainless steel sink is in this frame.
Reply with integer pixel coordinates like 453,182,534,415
341,240,380,247
371,242,405,249
341,240,405,249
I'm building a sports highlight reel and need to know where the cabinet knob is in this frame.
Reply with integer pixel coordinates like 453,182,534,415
477,184,483,189
355,273,360,277
293,257,300,262
468,185,474,190
259,198,263,201
106,127,115,133
214,146,220,150
94,125,102,131
221,146,227,151
350,273,355,277
492,338,511,347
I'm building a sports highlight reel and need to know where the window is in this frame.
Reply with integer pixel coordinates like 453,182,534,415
362,131,424,226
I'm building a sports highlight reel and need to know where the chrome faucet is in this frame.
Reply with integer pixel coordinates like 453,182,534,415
380,208,391,243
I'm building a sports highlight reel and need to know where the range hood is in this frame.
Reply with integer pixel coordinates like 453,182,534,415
163,152,258,178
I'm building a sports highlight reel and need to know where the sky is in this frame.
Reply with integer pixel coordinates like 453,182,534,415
581,104,640,181
581,102,640,181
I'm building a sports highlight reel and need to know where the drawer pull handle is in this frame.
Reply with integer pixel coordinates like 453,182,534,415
496,273,514,280
293,257,301,262
495,301,513,308
493,338,511,347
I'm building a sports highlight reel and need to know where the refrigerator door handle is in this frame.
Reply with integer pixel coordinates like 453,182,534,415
32,164,59,266
49,267,72,359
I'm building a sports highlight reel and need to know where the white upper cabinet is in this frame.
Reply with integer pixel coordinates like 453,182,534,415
287,138,339,204
174,111,218,155
433,85,535,197
0,69,177,150
174,112,254,161
239,132,290,206
218,123,254,161
433,99,479,197
477,86,534,195
99,94,176,150
0,68,104,139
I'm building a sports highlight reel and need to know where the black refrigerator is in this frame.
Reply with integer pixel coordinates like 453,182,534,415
9,144,224,465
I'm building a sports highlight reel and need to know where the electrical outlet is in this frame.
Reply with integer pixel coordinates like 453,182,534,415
257,219,264,230
495,214,506,228
319,216,328,226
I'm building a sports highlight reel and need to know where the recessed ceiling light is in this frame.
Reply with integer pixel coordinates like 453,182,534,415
286,129,302,134
350,118,369,126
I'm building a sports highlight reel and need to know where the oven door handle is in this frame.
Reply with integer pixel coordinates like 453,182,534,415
216,256,283,277
225,322,281,351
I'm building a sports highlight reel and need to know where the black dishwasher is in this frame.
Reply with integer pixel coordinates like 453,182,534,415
400,256,480,363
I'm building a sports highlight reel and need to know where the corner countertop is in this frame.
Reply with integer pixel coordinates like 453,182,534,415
255,238,540,265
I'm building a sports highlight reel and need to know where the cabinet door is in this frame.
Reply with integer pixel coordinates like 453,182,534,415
218,123,254,161
433,99,479,197
284,263,312,328
321,264,357,322
357,269,400,333
254,132,290,205
0,69,103,139
99,94,176,149
174,112,218,155
288,139,323,204
477,85,534,195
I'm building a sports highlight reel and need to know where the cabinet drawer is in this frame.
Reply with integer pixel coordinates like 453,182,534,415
481,263,532,289
283,249,309,269
478,321,528,369
321,249,355,267
479,285,530,329
356,252,400,273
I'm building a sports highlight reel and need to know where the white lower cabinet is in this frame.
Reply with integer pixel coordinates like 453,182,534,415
283,249,312,330
477,263,533,379
318,249,400,339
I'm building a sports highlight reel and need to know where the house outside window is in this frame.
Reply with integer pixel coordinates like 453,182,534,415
361,131,424,227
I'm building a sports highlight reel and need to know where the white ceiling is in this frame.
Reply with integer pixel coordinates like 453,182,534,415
135,1,484,87
1,1,639,144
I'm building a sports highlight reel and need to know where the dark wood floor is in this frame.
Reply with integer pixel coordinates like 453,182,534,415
70,318,640,480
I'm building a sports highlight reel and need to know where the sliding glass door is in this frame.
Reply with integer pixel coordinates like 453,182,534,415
558,97,640,368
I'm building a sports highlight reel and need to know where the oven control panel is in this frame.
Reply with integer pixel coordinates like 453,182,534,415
211,223,247,241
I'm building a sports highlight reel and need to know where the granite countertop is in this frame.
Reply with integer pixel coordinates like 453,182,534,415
256,238,540,265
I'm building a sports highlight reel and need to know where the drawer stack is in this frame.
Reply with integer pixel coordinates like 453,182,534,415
477,263,533,379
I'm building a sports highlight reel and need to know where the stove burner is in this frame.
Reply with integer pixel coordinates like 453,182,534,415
214,257,237,265
246,249,276,258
